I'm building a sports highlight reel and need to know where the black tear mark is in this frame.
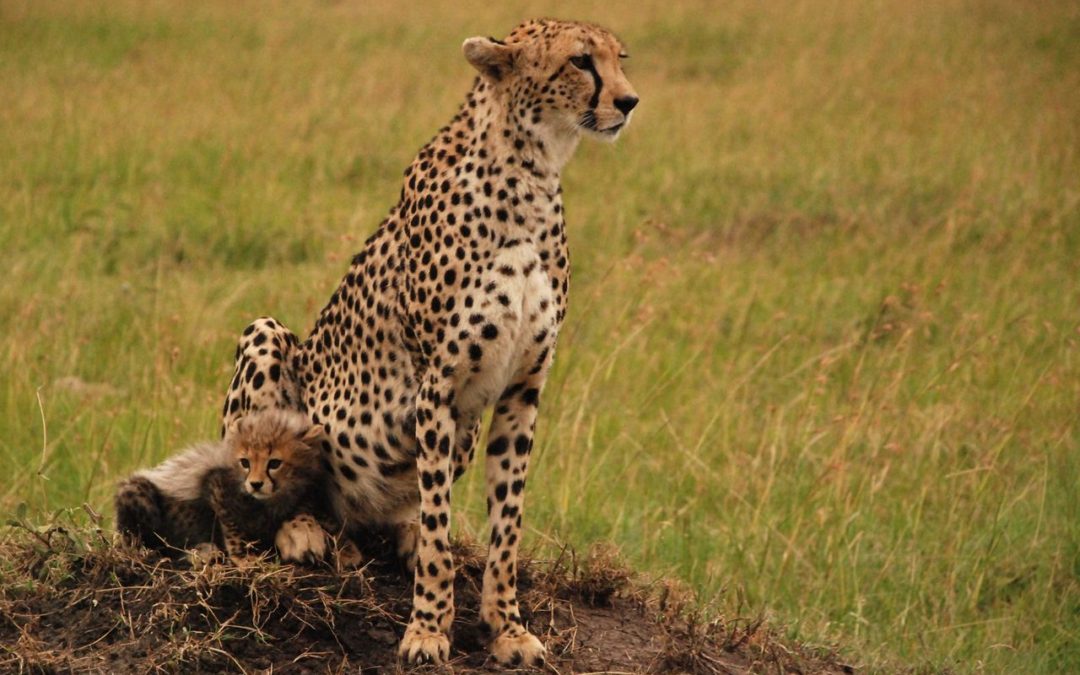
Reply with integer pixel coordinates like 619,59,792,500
583,59,603,109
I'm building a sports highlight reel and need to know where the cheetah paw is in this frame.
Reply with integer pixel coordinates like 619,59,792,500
398,624,450,665
274,517,328,564
490,629,545,668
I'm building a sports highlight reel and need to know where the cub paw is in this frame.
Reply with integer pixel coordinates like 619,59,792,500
335,538,365,570
229,553,260,569
398,624,450,665
274,515,328,564
187,542,224,567
490,629,545,668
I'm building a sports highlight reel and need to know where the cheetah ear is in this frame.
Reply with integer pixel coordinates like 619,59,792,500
462,36,517,81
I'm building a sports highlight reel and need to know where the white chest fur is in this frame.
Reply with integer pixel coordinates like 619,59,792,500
455,242,558,415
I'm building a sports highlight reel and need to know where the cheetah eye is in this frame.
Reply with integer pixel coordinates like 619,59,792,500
267,459,283,471
569,54,593,70
239,458,250,470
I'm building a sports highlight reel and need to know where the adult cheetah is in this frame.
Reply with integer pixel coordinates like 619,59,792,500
220,18,638,665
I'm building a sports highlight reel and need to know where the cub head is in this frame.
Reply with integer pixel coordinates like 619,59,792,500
226,409,323,500
463,18,639,143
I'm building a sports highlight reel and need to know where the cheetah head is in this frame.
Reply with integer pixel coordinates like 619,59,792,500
227,410,323,500
463,19,639,146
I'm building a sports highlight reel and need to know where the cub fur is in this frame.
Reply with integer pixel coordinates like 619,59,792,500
115,408,336,563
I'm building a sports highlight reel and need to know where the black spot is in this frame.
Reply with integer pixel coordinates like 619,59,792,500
339,464,358,481
469,343,483,360
487,436,509,456
514,435,531,456
521,388,540,406
252,371,265,390
379,461,413,477
481,324,499,340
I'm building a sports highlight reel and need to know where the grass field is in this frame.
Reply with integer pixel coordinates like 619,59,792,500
1,0,1078,671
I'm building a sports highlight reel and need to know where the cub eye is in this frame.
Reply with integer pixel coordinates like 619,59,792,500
267,459,283,471
569,54,592,70
239,458,250,469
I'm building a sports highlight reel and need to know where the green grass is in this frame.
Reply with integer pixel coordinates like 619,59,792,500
1,0,1078,671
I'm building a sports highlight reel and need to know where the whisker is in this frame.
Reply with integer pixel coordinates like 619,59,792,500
578,111,597,131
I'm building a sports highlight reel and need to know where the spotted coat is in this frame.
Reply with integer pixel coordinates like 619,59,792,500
220,18,638,666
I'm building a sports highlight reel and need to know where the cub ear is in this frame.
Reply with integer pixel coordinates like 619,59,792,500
462,36,517,81
225,416,245,439
297,423,323,447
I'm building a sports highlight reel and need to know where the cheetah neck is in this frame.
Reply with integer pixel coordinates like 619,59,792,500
400,79,569,243
465,78,580,183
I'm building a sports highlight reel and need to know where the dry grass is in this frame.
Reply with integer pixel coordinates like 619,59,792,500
0,511,849,673
1,0,1078,671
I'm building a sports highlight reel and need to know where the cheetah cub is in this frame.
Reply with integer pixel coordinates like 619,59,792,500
115,409,349,565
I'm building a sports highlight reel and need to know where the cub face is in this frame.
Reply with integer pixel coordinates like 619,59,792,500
226,410,322,500
462,19,639,142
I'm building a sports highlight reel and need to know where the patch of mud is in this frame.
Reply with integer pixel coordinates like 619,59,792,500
0,526,852,673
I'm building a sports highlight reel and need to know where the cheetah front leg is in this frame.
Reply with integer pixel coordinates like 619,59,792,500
398,374,457,665
480,375,548,667
391,416,479,576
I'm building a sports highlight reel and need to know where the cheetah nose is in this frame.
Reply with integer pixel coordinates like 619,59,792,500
248,481,264,492
614,96,639,115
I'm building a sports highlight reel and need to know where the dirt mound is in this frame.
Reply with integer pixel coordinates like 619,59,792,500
0,520,851,673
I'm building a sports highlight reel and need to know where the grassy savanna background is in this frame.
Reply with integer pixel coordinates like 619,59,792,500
1,0,1078,671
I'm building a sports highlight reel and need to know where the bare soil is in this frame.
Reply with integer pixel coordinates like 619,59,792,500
0,523,853,674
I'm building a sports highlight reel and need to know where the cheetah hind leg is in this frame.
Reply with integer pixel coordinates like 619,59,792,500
394,517,419,572
220,316,304,437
